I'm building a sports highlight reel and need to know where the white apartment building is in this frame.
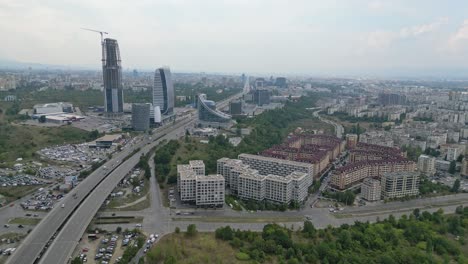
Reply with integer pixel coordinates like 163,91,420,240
189,160,205,175
265,175,292,204
196,174,225,207
290,171,311,203
238,172,266,201
177,161,225,208
447,147,459,161
417,155,436,176
238,154,314,179
361,178,381,201
381,172,420,199
218,157,313,203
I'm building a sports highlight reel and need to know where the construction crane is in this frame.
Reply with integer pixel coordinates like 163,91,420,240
81,28,108,66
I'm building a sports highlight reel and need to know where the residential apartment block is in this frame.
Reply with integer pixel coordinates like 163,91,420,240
361,178,381,201
381,172,420,199
218,155,312,204
417,155,436,176
177,161,224,208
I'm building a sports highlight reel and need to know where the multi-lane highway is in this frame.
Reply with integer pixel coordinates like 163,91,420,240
7,93,241,264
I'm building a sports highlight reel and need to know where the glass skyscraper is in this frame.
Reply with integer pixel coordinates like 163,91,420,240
103,38,124,113
153,67,174,116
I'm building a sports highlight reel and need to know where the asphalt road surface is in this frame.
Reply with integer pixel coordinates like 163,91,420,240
7,115,192,264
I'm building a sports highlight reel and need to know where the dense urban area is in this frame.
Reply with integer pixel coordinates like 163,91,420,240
2,67,468,264
2,2,468,263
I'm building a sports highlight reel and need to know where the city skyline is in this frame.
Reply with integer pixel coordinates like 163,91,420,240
1,1,468,77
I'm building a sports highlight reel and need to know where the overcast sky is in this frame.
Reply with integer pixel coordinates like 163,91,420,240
1,0,468,76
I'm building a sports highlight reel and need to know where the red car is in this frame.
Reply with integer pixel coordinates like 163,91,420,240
9,203,14,207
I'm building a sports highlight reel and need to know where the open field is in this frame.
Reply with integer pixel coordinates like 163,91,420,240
0,185,42,203
0,123,93,162
289,118,335,134
146,233,243,264
106,194,150,211
8,217,42,225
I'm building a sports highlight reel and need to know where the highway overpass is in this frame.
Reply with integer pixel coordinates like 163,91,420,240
7,94,241,264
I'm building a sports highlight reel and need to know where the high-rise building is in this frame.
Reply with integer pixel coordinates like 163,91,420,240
417,155,436,176
103,38,124,113
229,100,243,115
153,67,174,116
275,77,287,88
381,172,420,199
361,178,381,201
254,89,270,106
131,103,150,131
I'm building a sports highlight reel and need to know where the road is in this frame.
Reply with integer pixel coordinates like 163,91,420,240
7,94,241,264
313,109,344,138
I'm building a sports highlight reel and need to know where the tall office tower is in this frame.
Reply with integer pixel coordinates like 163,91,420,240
103,38,124,113
153,67,174,116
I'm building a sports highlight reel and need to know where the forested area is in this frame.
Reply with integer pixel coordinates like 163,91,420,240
210,206,468,264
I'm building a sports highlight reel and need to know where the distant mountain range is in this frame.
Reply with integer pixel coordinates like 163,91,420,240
0,59,95,71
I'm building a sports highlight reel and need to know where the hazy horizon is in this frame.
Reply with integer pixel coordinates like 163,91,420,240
1,0,468,77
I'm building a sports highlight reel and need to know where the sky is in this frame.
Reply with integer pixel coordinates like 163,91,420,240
1,0,468,76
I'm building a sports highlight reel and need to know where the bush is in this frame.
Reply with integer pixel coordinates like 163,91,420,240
235,252,250,261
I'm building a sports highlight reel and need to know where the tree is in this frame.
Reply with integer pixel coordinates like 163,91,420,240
175,227,180,233
116,226,122,234
449,160,456,174
186,224,197,237
451,179,461,193
71,257,83,264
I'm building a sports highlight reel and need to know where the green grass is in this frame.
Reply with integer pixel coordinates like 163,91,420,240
171,216,303,223
289,118,335,134
106,194,150,211
8,217,41,225
0,232,26,241
0,185,43,203
0,123,94,162
146,233,243,264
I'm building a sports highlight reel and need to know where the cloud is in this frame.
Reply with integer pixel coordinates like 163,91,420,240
448,19,468,50
365,18,448,49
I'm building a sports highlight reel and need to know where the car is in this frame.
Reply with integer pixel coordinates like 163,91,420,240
135,223,142,228
143,248,148,253
61,204,65,208
33,214,39,217
18,225,24,228
4,224,9,228
25,213,31,217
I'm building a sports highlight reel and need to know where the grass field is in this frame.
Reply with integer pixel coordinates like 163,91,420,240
290,118,335,134
146,233,243,264
8,217,42,225
0,185,42,203
106,194,150,211
0,123,93,162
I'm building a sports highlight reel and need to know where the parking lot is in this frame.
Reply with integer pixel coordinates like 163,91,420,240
39,143,113,165
20,187,67,211
73,229,148,264
37,166,79,180
0,175,48,187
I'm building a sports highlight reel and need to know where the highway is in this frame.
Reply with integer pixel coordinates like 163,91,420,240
312,108,344,138
7,94,241,264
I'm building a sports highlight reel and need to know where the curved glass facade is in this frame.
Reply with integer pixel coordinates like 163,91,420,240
153,67,174,116
197,94,231,123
